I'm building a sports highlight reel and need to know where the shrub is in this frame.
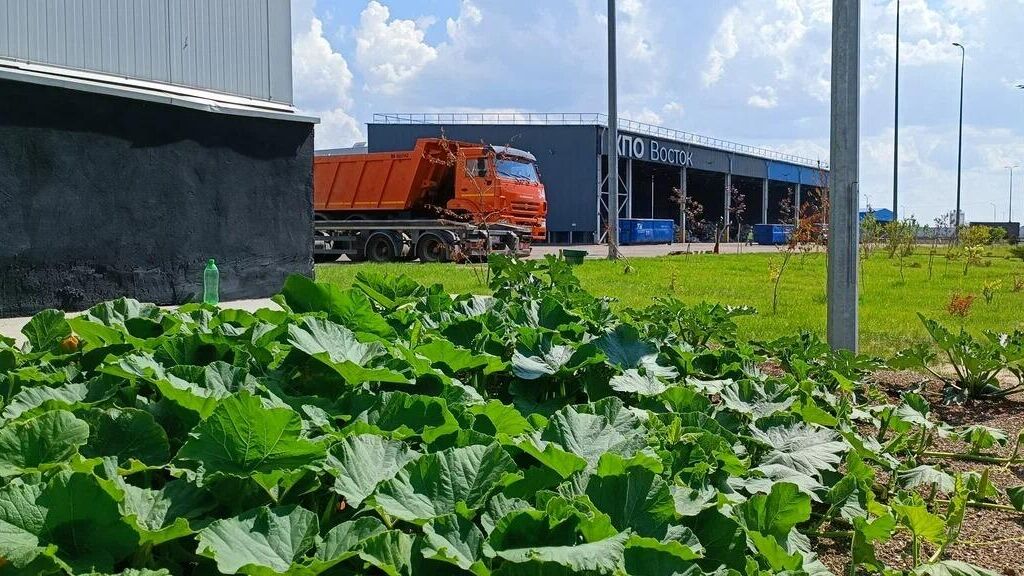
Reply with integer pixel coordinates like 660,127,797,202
892,315,1024,401
947,292,976,318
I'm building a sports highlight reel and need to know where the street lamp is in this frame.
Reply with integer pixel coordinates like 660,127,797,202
893,0,901,221
952,42,966,237
1009,164,1019,223
990,202,998,221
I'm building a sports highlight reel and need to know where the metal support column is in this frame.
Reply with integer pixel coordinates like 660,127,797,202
679,168,687,241
626,158,634,219
762,179,769,224
724,173,732,242
596,155,604,244
794,183,802,225
827,0,860,352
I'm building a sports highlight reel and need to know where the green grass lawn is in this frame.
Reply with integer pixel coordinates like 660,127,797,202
316,248,1024,357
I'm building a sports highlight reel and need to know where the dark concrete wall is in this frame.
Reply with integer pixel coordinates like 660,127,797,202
368,124,600,237
0,79,314,317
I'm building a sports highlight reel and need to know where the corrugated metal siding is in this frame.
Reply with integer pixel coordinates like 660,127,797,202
0,0,290,103
730,155,767,179
768,161,801,183
690,148,730,173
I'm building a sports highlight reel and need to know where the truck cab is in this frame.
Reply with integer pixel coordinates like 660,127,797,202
447,145,548,241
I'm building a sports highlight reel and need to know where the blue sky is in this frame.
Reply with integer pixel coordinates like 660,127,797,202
292,0,1024,222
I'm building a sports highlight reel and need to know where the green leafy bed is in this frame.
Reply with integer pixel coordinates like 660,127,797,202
0,257,1008,575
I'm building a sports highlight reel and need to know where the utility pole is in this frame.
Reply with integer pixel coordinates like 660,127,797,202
606,0,620,259
893,0,900,221
828,0,860,352
953,42,966,237
1009,165,1018,223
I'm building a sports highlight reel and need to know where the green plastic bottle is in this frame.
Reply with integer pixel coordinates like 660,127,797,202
203,259,220,305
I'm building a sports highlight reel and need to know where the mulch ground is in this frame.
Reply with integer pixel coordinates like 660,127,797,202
814,370,1024,575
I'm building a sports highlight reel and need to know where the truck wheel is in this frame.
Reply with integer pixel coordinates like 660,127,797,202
417,234,451,263
365,234,398,262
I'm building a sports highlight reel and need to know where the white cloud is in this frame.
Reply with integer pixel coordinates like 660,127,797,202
701,0,831,102
747,85,778,109
662,101,685,117
703,7,740,86
447,0,483,42
356,1,438,94
869,0,967,67
625,108,664,125
291,0,362,148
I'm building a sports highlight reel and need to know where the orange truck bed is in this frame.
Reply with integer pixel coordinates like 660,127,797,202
313,139,450,212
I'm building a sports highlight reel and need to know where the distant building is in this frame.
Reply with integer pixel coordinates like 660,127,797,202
366,114,830,244
1,1,315,316
859,208,894,223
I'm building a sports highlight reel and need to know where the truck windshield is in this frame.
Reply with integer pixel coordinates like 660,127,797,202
496,159,539,183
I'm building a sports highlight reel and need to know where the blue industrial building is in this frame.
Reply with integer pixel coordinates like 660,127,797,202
367,114,829,244
859,208,895,223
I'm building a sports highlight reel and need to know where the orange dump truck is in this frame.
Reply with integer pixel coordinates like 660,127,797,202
312,138,547,262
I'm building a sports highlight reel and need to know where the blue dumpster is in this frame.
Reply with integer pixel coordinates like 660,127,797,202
753,224,794,245
618,219,674,245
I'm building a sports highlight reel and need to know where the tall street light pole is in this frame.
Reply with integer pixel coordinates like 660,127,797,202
893,0,900,221
1009,165,1018,223
828,0,861,352
606,0,620,260
953,42,965,237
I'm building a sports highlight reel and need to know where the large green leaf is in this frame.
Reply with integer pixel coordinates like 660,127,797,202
80,408,170,466
750,423,847,479
0,410,89,476
684,509,745,572
422,514,490,575
893,502,946,545
1008,485,1024,511
535,398,647,468
21,309,72,352
485,512,622,569
898,465,955,493
415,339,506,376
176,391,326,478
39,472,140,572
351,391,460,443
119,480,216,546
469,401,535,436
609,369,670,396
372,443,517,523
594,324,656,369
1,380,114,422
324,434,419,508
196,505,319,575
287,317,408,384
622,534,703,576
280,274,395,338
736,482,812,540
585,459,676,538
0,480,55,572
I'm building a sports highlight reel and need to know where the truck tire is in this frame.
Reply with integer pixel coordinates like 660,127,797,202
364,233,399,263
416,234,452,263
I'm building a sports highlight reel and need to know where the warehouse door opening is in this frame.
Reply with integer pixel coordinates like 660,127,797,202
684,169,726,242
628,161,684,222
